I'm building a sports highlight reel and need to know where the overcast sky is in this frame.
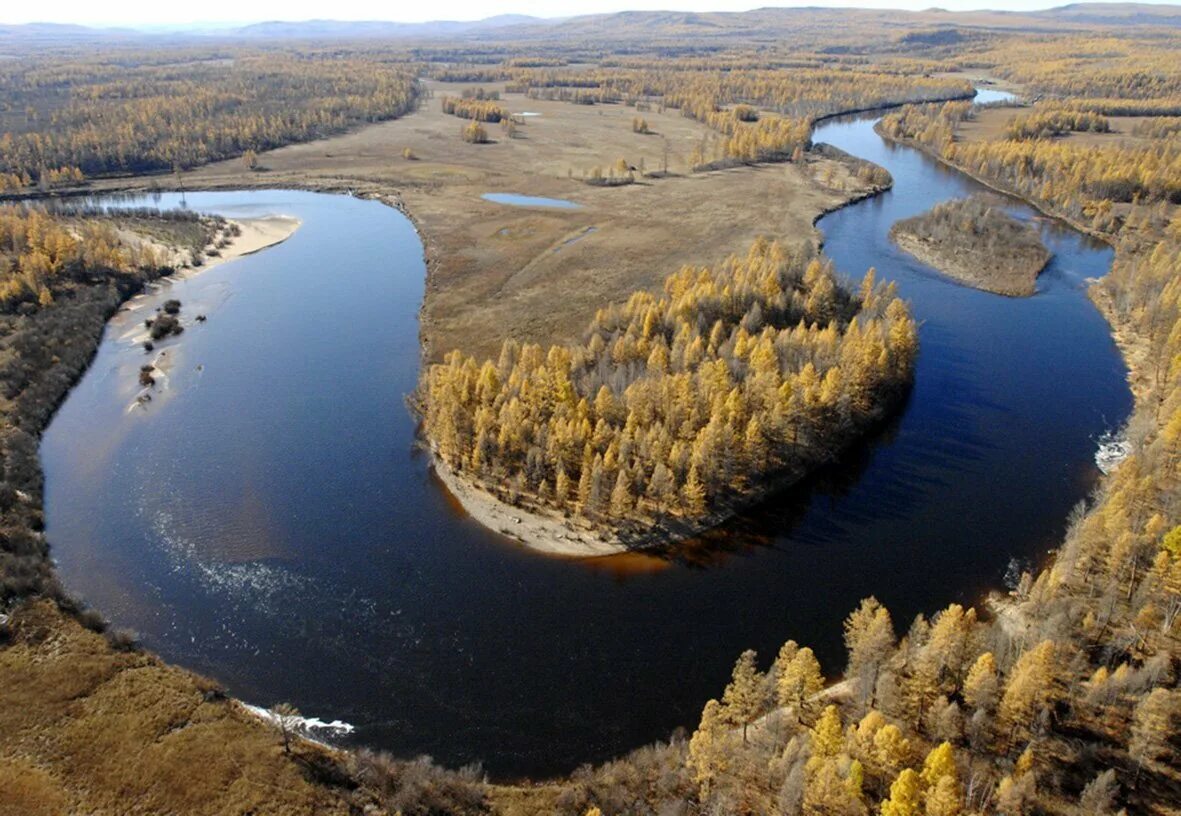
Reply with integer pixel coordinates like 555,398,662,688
0,0,1166,27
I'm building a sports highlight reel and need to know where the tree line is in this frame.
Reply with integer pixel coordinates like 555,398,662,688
421,239,916,535
0,50,421,184
441,91,509,123
1003,105,1111,140
879,101,1181,229
0,205,170,309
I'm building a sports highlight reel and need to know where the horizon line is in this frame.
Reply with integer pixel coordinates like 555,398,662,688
6,1,1181,32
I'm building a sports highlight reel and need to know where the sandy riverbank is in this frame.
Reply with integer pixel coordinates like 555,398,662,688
183,214,301,276
432,459,627,557
125,214,301,341
123,215,301,410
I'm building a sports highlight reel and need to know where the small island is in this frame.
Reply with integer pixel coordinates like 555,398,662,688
420,239,918,555
889,195,1051,296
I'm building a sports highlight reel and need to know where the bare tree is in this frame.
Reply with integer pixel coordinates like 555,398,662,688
269,702,302,755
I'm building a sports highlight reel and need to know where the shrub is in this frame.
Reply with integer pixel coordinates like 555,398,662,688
149,314,182,340
350,751,488,816
461,122,489,144
105,627,140,651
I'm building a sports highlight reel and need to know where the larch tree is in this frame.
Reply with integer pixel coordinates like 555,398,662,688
924,775,962,816
1129,687,1179,777
997,640,1058,751
962,652,999,713
872,724,912,778
919,742,958,790
688,699,730,800
811,705,845,759
722,649,765,743
881,769,923,816
777,646,825,722
802,754,866,816
843,597,896,707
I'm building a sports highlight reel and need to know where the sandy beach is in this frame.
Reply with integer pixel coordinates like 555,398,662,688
182,214,302,276
123,214,302,410
432,458,628,557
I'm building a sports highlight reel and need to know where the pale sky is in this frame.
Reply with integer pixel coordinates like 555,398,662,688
0,0,1166,28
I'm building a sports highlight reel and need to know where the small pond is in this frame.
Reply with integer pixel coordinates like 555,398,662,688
481,192,581,209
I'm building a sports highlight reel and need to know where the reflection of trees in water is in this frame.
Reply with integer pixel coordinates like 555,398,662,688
656,389,911,570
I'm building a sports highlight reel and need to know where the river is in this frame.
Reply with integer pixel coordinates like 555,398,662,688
41,89,1131,777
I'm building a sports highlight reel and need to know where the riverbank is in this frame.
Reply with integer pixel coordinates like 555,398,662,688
871,125,1156,399
433,458,627,557
196,215,301,275
119,214,301,409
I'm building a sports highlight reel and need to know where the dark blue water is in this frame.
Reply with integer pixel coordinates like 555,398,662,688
42,98,1130,778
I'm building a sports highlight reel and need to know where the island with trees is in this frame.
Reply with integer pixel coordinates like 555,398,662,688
889,195,1051,296
420,239,917,554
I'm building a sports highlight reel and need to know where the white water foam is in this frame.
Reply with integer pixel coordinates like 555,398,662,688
241,703,356,741
1095,428,1132,475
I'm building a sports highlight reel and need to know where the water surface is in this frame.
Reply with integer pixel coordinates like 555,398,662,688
43,94,1130,778
481,192,581,208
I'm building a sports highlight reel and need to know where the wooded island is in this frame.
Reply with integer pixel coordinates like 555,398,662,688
889,196,1051,296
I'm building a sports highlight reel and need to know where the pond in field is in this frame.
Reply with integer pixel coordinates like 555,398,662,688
481,192,581,209
43,89,1130,778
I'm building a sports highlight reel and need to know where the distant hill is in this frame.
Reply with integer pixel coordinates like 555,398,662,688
0,21,143,47
1,3,1180,48
231,14,551,39
1034,2,1181,25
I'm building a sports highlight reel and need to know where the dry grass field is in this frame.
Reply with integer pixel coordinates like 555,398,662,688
0,602,355,816
93,81,882,363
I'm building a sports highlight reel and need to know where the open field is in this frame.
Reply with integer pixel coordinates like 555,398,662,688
85,81,883,363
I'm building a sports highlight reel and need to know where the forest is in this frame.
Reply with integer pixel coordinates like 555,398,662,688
878,101,1181,229
421,240,916,538
0,49,420,183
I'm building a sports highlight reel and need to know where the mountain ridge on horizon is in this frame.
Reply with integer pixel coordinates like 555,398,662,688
3,1,1181,42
